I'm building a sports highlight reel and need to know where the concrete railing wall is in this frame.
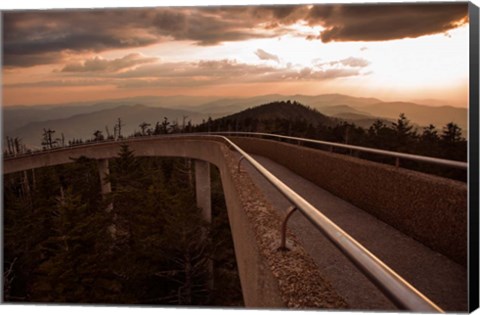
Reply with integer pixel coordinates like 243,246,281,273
3,137,346,308
230,137,468,266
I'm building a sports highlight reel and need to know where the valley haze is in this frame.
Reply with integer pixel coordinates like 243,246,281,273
3,93,468,148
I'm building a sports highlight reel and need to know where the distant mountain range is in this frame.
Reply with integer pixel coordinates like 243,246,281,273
360,102,467,130
3,93,468,148
3,95,218,135
8,105,206,149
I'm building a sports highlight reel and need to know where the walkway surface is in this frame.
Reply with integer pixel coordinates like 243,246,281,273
240,154,467,312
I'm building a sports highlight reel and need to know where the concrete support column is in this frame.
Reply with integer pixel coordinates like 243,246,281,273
194,159,213,290
194,160,211,223
97,158,113,212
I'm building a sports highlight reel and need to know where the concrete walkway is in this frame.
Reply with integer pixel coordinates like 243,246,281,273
240,154,467,312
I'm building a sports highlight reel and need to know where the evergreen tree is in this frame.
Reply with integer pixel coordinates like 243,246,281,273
367,120,396,150
421,124,439,143
441,122,463,143
440,122,467,162
391,113,416,151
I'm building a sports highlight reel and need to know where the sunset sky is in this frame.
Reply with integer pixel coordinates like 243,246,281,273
2,2,470,107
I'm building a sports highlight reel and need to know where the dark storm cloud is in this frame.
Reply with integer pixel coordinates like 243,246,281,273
3,53,62,68
306,3,468,42
3,3,468,67
3,6,297,67
3,10,160,67
148,6,304,45
248,5,307,23
153,10,262,46
5,27,154,55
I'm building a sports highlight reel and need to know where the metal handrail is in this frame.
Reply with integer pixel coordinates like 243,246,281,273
4,131,468,171
216,135,444,312
208,131,468,170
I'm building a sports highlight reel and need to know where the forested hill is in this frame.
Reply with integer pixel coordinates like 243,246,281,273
198,100,335,132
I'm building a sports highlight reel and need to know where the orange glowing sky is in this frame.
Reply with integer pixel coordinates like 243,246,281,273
2,2,470,107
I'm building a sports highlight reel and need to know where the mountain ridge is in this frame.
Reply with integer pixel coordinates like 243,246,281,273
4,93,468,148
8,105,208,148
219,100,334,126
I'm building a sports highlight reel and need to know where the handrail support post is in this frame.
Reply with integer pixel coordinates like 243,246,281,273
237,156,245,173
279,206,298,251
